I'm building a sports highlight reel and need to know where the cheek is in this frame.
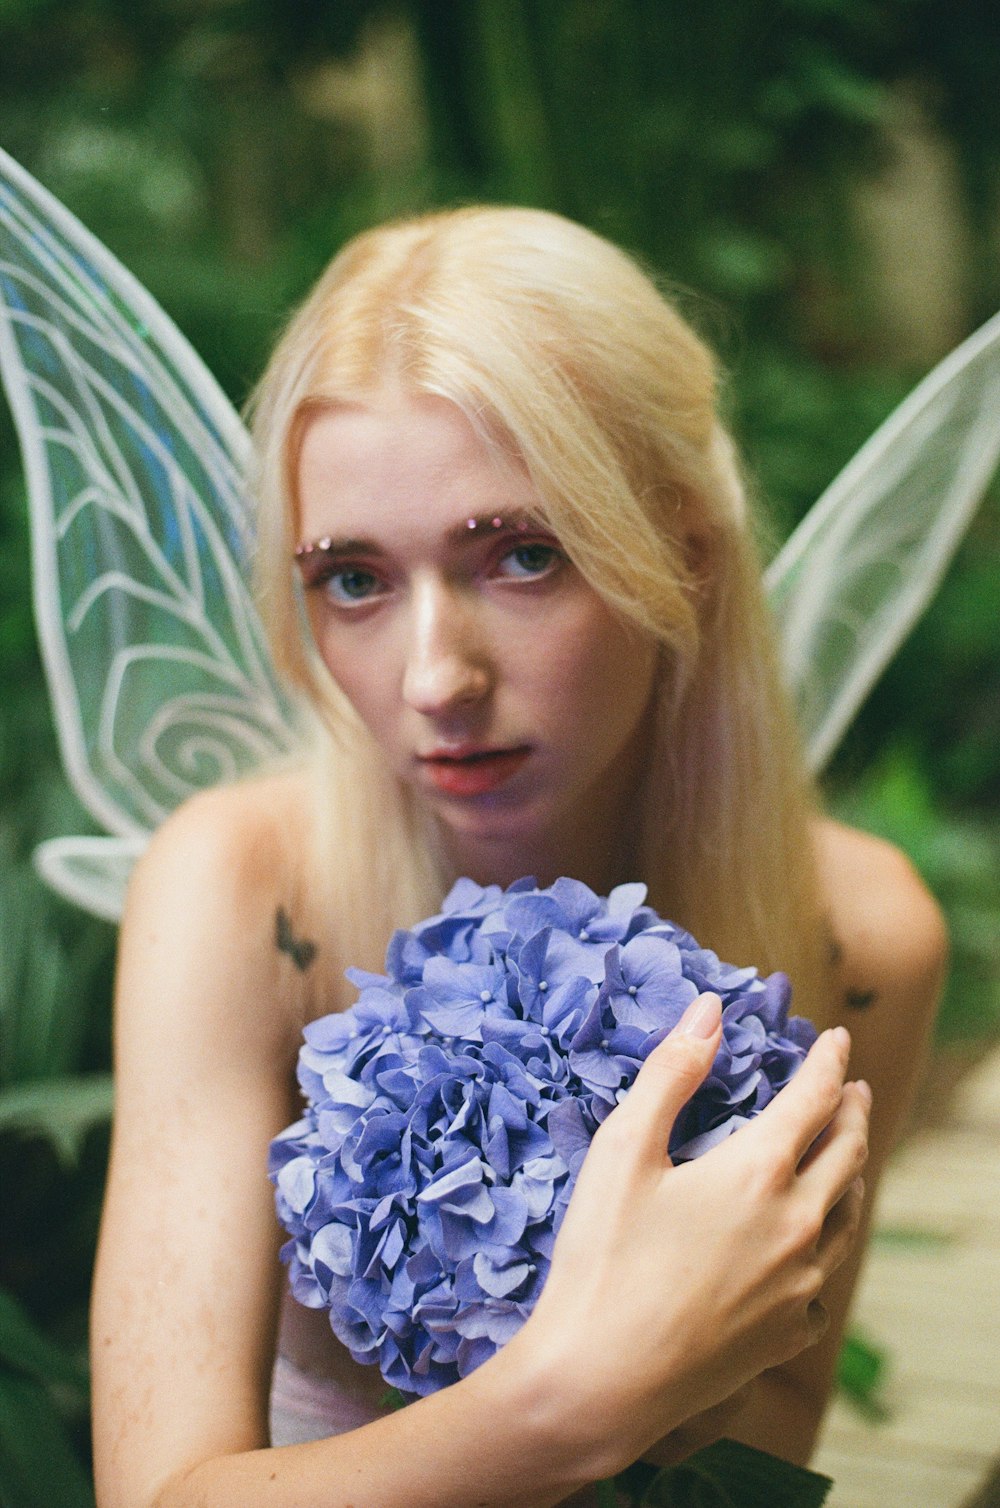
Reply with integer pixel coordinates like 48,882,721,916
534,608,659,727
308,617,396,729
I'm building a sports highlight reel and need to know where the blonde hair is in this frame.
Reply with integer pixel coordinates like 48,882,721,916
249,207,829,1013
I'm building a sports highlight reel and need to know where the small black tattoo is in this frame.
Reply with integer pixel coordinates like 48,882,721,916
845,988,878,1011
275,906,317,972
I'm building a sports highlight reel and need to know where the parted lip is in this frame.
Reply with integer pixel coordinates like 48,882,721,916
417,743,530,763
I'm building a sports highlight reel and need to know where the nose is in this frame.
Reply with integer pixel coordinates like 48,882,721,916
401,578,493,717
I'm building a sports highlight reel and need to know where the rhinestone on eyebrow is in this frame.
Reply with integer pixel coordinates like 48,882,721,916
465,515,534,532
293,536,332,558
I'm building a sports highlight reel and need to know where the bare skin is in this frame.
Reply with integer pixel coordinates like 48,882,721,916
290,391,946,1466
723,818,946,1463
90,394,943,1504
89,771,937,1507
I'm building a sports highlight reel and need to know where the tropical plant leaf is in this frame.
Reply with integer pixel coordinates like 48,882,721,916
0,1289,86,1389
0,1073,113,1166
836,1330,889,1421
0,1291,91,1508
636,1439,832,1507
873,1224,952,1252
0,849,71,1083
0,1368,93,1508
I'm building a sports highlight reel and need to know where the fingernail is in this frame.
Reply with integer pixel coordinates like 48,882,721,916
851,1177,866,1199
831,1026,851,1055
854,1079,873,1108
679,992,722,1038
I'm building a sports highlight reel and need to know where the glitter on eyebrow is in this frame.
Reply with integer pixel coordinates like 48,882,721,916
295,511,546,563
293,535,334,558
464,513,537,535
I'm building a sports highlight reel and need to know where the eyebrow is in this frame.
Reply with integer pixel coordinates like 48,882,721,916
294,508,542,560
457,509,536,541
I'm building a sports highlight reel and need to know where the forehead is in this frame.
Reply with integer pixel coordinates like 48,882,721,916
295,393,541,544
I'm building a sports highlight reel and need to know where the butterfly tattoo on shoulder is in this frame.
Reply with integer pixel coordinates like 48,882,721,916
827,933,878,1011
275,906,318,973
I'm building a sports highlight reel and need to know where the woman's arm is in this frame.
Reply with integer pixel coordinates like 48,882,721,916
720,822,948,1464
90,785,301,1507
526,1010,868,1480
151,1017,867,1508
92,788,870,1508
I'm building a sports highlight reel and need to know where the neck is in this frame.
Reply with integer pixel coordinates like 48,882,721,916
435,803,637,896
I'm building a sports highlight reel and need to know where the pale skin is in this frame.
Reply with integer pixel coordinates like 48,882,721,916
90,391,945,1507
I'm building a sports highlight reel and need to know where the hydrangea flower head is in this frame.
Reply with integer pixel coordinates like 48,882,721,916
270,877,816,1396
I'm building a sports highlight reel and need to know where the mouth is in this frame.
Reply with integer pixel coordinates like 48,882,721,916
417,744,532,796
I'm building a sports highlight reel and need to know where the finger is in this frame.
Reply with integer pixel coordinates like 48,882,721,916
798,1078,871,1199
816,1177,866,1279
744,1026,851,1166
807,1299,830,1342
609,993,723,1162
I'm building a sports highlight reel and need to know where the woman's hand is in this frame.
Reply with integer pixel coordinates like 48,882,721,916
507,992,870,1482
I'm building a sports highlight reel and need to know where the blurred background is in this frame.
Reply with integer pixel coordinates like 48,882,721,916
0,2,998,1502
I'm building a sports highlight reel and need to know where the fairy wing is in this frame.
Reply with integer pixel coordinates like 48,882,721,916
766,311,1000,774
0,148,301,920
2,150,997,917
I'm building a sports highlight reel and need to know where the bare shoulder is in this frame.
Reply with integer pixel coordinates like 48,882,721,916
813,817,948,1147
123,765,326,961
127,766,310,907
815,817,948,1000
117,766,321,1079
95,769,325,1503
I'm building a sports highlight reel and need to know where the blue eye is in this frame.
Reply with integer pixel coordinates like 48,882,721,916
325,567,384,604
496,543,563,580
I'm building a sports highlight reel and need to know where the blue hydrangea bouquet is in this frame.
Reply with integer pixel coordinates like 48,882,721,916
270,877,819,1402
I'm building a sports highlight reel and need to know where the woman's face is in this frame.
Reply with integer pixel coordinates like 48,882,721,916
295,391,659,875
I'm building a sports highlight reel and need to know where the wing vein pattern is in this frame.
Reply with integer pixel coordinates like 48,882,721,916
2,149,997,917
0,148,300,916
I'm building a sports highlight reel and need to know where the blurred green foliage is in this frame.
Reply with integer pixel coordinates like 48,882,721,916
835,1328,890,1422
1,2,998,1498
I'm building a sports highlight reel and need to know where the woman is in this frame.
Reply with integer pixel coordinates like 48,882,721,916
90,207,943,1507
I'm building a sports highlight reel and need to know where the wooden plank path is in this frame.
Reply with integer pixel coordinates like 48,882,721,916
814,1041,1000,1507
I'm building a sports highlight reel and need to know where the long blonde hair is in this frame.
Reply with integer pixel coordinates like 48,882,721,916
249,207,828,1014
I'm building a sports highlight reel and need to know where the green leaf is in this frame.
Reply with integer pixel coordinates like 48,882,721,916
0,1289,86,1390
800,55,888,126
873,1224,952,1252
0,1074,113,1166
0,861,69,1082
636,1439,832,1507
836,1330,889,1421
595,1479,619,1508
0,1369,93,1508
377,1386,407,1411
698,232,789,295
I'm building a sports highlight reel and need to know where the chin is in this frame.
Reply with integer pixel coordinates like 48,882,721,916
428,785,545,836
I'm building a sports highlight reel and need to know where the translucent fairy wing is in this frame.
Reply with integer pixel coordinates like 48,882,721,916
766,311,1000,774
0,149,300,916
33,837,149,925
